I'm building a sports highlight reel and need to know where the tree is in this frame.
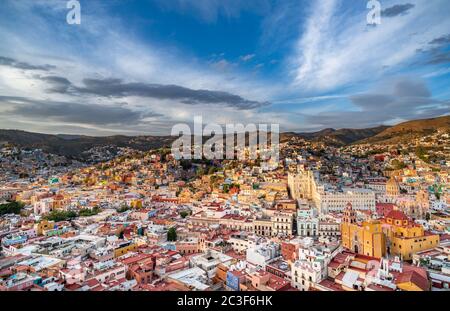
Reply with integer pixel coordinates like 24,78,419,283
223,184,230,193
196,167,205,177
44,210,77,222
391,159,406,170
180,211,189,219
0,201,25,216
78,206,101,217
167,227,177,241
208,166,217,175
180,160,192,170
435,191,441,200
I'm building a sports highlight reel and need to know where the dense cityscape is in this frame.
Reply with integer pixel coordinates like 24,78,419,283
1,117,449,292
1,0,449,298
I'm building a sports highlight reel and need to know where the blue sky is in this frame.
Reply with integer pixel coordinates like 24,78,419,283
0,0,449,135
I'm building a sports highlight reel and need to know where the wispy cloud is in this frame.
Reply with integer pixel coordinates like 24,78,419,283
381,3,415,17
429,34,450,45
38,76,269,110
0,56,55,71
292,0,450,92
239,54,255,62
0,0,449,134
301,77,450,128
0,95,164,127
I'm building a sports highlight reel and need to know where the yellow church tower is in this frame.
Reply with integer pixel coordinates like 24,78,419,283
341,203,386,258
386,176,400,197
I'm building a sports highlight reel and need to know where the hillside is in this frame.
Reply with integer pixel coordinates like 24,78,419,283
0,130,173,159
0,126,387,157
357,115,450,145
1,115,448,157
299,126,390,146
282,126,390,146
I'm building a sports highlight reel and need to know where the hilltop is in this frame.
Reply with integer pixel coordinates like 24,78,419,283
0,130,173,159
357,115,450,145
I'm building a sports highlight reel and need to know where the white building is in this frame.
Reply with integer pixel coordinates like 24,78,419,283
190,249,233,279
167,267,210,291
228,232,250,254
318,219,341,238
291,247,329,291
33,198,53,215
317,187,376,213
297,217,319,237
288,168,376,214
246,240,281,269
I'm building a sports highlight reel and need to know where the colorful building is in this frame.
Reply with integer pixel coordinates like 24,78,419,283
383,210,440,261
341,203,386,258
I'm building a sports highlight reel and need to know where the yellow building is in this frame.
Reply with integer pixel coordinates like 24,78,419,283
130,199,143,209
341,204,439,261
341,203,386,258
178,188,193,204
34,220,55,236
114,241,138,258
383,210,439,261
386,176,400,197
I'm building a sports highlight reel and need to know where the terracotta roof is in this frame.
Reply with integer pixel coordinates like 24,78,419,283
386,210,408,221
317,279,343,291
376,203,395,217
328,261,341,269
395,271,429,291
65,283,83,291
367,284,395,291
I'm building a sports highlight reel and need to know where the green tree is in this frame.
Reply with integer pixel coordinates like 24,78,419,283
79,206,101,217
223,184,230,193
196,167,205,177
180,211,189,219
0,201,25,216
435,191,441,200
44,210,77,222
391,159,406,170
167,227,177,241
208,166,218,175
117,205,130,213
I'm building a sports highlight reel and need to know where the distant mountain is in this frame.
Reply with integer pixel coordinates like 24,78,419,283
357,115,450,145
282,126,390,146
0,130,173,159
0,116,448,157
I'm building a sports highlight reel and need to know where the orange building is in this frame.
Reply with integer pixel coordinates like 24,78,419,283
281,242,298,262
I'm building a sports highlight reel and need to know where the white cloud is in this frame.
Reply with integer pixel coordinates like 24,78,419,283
0,0,285,135
240,54,255,62
292,0,450,92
